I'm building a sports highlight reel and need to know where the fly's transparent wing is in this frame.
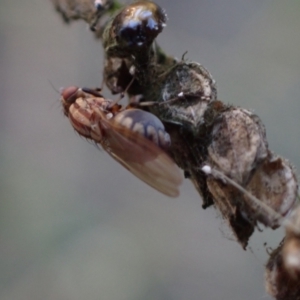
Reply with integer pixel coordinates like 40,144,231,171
101,118,183,197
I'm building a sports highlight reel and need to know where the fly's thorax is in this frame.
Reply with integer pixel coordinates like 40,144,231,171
113,108,171,149
68,97,95,139
67,94,112,142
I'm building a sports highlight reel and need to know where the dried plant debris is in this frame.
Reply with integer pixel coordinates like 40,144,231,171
51,0,122,36
52,1,299,298
266,206,300,300
205,107,297,247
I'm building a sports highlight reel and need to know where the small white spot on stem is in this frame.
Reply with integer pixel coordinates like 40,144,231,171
202,165,212,174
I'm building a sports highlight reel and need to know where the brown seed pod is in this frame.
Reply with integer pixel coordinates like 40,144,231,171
204,107,298,247
146,62,218,132
265,206,300,300
207,107,268,184
246,154,298,228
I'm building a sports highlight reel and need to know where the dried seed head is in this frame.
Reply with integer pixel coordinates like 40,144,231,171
283,238,300,278
246,155,298,228
281,206,300,279
206,107,298,247
208,108,268,184
111,1,167,48
265,242,287,300
150,62,217,131
266,236,300,300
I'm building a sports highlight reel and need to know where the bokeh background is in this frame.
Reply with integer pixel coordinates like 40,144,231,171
1,1,300,299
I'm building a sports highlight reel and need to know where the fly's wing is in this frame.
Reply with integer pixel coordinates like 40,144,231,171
101,118,183,197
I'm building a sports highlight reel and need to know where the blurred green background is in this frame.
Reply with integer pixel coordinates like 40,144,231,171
1,1,300,299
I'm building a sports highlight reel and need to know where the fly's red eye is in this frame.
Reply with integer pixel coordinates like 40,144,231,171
112,1,167,48
61,86,80,104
